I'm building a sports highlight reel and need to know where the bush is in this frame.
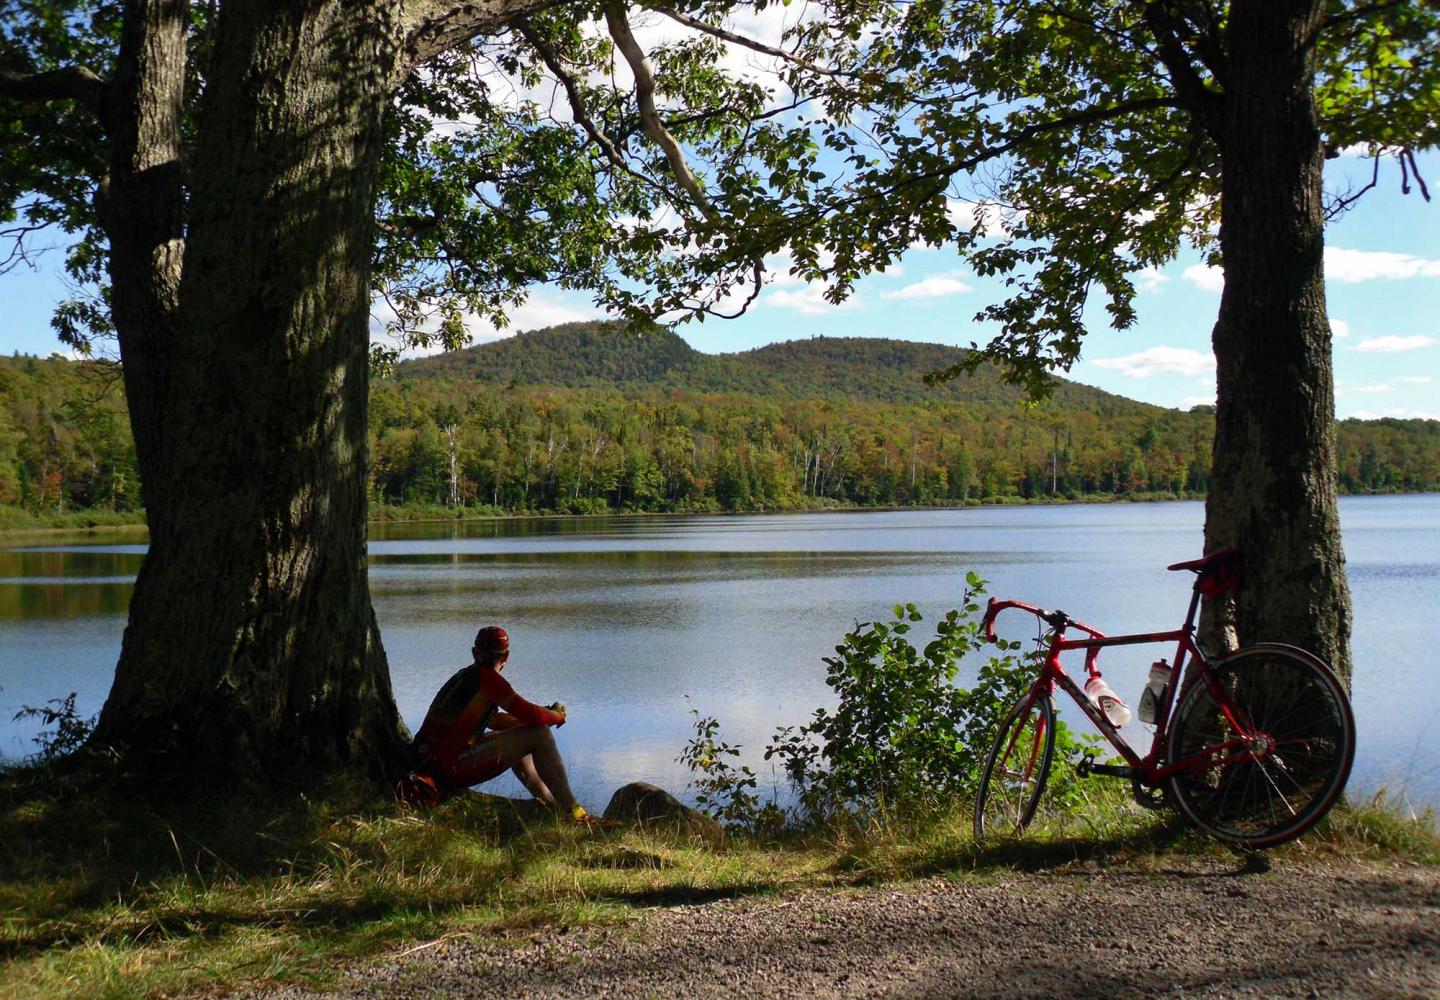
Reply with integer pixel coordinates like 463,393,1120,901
10,692,96,764
682,574,1087,831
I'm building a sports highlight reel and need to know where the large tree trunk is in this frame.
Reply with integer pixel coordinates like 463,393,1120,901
94,0,413,788
1202,0,1353,683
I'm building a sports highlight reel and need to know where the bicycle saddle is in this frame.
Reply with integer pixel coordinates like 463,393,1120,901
1166,547,1242,573
1168,548,1243,595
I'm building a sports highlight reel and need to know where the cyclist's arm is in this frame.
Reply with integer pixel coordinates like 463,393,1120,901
483,671,565,727
487,711,523,731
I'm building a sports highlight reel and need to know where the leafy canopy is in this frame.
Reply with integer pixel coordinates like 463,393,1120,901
3,1,1437,387
748,0,1440,392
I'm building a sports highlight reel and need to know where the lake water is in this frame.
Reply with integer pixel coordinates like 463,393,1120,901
2,497,1436,812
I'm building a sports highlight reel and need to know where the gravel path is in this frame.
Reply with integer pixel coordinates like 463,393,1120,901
243,859,1440,999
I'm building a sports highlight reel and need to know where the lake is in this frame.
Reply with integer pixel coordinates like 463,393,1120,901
2,496,1436,812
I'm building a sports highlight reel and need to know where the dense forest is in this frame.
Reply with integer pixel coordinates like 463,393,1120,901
3,322,1438,520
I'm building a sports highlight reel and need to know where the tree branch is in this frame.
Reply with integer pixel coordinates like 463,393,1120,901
604,2,716,220
650,5,856,79
1140,1,1224,138
375,213,442,240
513,17,643,181
1324,152,1381,219
0,66,107,117
948,96,1179,179
399,0,559,70
1319,0,1410,33
700,259,764,319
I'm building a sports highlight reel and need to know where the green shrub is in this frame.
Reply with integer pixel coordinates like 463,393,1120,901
682,575,1088,831
10,692,96,764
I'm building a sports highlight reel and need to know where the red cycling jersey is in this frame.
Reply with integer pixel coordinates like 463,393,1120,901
413,665,564,788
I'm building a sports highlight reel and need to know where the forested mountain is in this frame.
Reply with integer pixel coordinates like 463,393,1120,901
400,321,1148,410
3,324,1439,521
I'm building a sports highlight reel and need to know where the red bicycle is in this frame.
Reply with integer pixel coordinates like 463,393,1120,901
974,549,1355,849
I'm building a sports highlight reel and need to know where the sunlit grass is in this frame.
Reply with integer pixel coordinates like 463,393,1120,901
2,761,1435,1000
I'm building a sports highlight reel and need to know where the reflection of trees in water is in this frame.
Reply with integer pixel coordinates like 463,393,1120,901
0,548,144,579
0,582,133,620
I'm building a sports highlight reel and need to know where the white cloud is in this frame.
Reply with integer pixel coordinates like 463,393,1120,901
1353,335,1439,353
1133,267,1170,294
1325,246,1440,283
470,294,601,341
1334,143,1401,158
1183,264,1225,292
1348,408,1440,421
371,292,603,359
945,198,1025,238
1180,248,1440,292
766,283,860,316
762,247,838,288
879,274,974,301
1345,384,1393,395
1092,346,1216,379
1396,376,1433,384
1331,318,1350,339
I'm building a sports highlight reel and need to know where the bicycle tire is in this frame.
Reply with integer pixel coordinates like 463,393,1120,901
974,692,1056,840
1166,643,1355,849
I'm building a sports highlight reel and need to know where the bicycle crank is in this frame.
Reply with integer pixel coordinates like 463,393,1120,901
1076,752,1137,780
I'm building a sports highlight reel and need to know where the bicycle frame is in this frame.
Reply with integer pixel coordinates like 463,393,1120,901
983,586,1260,790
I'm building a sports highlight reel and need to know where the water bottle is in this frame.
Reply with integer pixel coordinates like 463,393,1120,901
1085,674,1132,727
1137,659,1171,725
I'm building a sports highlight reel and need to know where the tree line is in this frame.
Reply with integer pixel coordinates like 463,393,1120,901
5,352,1437,520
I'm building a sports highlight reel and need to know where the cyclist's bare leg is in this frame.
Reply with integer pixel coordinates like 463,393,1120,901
511,754,555,807
493,725,579,812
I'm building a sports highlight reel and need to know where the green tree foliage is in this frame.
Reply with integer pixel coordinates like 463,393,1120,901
723,0,1439,388
0,354,137,514
5,333,1436,521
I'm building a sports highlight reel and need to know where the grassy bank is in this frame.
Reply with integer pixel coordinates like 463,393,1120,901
2,762,1435,1000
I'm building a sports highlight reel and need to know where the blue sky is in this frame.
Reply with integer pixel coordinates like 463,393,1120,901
2,150,1436,419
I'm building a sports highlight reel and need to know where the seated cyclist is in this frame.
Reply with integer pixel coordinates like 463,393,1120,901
412,625,599,824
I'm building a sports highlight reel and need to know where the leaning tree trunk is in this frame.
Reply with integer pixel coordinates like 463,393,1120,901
93,0,413,788
1202,0,1353,684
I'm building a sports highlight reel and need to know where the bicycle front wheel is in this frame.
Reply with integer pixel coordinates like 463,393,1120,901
1167,643,1355,849
974,692,1056,840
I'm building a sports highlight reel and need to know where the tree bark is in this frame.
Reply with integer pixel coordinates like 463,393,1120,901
1202,0,1353,684
94,0,419,788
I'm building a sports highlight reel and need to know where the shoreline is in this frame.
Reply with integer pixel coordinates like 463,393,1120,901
7,489,1436,543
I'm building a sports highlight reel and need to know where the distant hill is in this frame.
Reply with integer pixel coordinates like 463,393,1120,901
397,321,1155,414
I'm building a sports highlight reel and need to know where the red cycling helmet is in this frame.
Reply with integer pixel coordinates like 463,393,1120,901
473,625,510,657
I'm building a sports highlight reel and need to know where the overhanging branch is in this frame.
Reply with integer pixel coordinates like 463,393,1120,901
651,5,857,79
400,0,559,69
1140,1,1224,137
604,2,717,220
0,66,106,117
513,17,644,182
947,96,1179,180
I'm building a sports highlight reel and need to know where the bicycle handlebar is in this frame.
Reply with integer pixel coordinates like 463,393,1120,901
982,597,1107,647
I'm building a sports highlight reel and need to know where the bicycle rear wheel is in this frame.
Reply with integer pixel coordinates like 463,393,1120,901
1167,643,1354,849
974,692,1056,840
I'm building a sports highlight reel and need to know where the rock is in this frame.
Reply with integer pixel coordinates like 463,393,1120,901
603,782,725,845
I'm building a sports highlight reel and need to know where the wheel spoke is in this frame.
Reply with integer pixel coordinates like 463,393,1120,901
1167,649,1353,847
976,697,1054,840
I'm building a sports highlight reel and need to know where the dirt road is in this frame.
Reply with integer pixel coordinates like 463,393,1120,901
244,859,1440,998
